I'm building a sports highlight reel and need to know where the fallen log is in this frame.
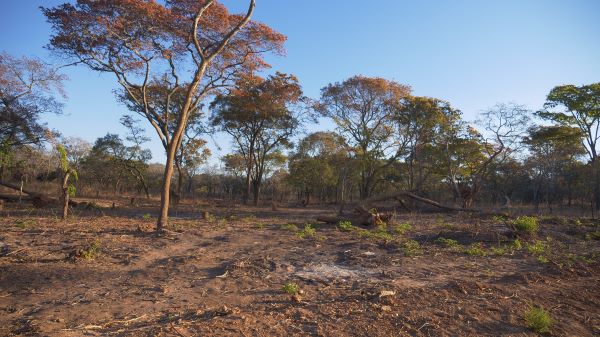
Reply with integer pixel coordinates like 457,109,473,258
317,205,392,227
364,191,480,213
0,180,83,208
316,190,507,226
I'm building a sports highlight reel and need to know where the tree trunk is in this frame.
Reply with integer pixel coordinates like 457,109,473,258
175,160,183,204
61,172,70,220
244,169,251,205
157,147,177,231
252,179,261,206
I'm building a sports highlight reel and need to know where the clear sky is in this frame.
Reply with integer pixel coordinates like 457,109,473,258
1,0,599,164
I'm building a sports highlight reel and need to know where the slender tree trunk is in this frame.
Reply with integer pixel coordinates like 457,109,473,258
61,172,70,220
157,146,177,231
175,160,183,204
252,179,261,206
244,170,251,205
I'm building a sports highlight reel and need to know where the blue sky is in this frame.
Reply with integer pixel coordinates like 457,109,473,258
2,0,599,164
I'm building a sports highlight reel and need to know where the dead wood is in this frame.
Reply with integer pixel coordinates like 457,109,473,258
317,205,391,227
0,180,84,208
317,190,507,225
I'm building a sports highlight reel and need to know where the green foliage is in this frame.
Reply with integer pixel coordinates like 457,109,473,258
255,222,265,230
512,239,523,250
281,223,299,231
393,223,412,235
296,224,316,239
143,213,152,220
524,305,552,334
57,144,69,172
337,220,356,232
67,184,77,197
513,216,539,233
490,246,508,255
465,243,487,256
281,282,299,295
435,237,460,248
358,225,394,241
527,240,548,255
402,240,423,257
80,240,101,260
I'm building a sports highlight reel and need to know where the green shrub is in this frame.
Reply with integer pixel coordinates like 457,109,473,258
512,239,523,250
465,243,487,256
402,240,423,257
513,216,539,233
359,225,394,241
524,305,552,334
393,223,412,235
282,282,299,295
435,237,460,248
527,240,547,255
80,240,101,260
297,224,316,239
337,220,356,232
491,246,508,255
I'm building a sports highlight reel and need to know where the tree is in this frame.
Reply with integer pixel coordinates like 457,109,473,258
44,0,285,230
440,103,529,208
537,83,600,208
287,132,349,204
317,76,411,198
395,96,462,194
177,137,211,199
87,133,152,197
0,52,65,178
56,144,78,219
524,125,586,210
211,72,305,205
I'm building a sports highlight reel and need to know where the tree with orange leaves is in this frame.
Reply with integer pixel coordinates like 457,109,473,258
210,72,307,205
42,0,286,231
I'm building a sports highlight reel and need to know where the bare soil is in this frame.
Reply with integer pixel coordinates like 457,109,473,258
0,200,599,336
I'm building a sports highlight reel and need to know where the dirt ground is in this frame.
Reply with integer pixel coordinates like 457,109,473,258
0,199,599,336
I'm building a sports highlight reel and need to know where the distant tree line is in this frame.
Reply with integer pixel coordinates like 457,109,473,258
0,1,599,229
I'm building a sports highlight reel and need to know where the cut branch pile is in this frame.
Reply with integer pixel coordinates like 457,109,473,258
317,191,504,226
0,180,91,208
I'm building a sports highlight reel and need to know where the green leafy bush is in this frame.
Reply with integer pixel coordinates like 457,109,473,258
359,225,394,241
465,243,487,256
402,240,422,256
435,237,460,248
527,240,547,255
524,305,552,334
282,282,299,295
393,223,412,235
337,220,356,232
513,216,539,233
81,240,101,260
297,224,316,239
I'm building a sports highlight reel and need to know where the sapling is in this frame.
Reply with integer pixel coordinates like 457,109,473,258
57,144,78,220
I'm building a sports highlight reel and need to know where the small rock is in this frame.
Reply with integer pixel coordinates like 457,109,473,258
380,305,392,312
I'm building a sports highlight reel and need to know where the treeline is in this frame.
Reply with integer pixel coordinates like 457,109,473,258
1,0,599,228
1,50,598,213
